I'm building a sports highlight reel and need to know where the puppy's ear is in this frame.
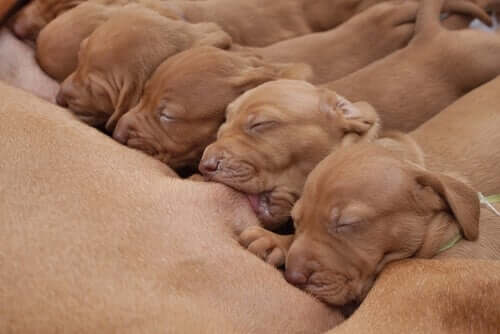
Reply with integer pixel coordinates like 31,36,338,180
319,89,380,146
192,22,232,49
415,170,480,241
105,79,140,133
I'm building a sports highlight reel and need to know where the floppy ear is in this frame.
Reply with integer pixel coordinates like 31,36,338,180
105,80,141,133
318,89,380,146
192,22,232,49
416,171,480,241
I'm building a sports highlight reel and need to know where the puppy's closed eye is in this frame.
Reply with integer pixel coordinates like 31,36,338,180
247,120,279,132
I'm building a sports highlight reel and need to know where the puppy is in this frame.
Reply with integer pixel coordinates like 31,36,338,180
9,0,86,41
111,1,485,173
36,2,117,81
165,0,420,46
113,47,311,170
200,80,380,230
36,0,179,81
240,71,500,308
56,5,231,132
247,0,491,84
325,0,500,131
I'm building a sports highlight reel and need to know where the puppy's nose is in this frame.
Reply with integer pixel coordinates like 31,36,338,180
113,113,133,144
285,270,309,286
199,156,220,175
56,90,68,108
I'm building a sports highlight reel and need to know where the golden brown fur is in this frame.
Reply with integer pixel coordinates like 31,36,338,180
0,81,343,333
241,73,500,307
55,4,231,132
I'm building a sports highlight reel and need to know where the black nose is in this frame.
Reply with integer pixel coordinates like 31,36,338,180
56,90,68,108
199,156,220,175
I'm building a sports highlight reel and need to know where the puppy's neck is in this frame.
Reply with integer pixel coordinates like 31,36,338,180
415,212,462,258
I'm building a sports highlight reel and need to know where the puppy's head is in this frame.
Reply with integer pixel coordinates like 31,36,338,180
9,0,83,42
200,80,379,230
285,141,479,307
56,5,232,132
112,47,311,170
36,2,116,81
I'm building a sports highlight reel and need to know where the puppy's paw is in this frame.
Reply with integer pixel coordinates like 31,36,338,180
239,226,292,267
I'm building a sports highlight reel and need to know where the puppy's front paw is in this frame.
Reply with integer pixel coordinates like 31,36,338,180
239,226,293,267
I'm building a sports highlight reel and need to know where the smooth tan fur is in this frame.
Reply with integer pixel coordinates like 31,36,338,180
0,82,343,333
166,0,409,46
325,0,500,131
36,0,180,81
55,4,231,132
243,75,500,307
328,259,500,334
9,0,85,41
200,80,380,230
110,1,427,172
247,0,490,84
112,47,311,170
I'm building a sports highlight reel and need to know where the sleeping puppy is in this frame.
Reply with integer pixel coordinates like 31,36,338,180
56,4,231,132
36,0,179,81
111,1,486,173
325,0,500,131
9,0,86,42
113,47,311,170
200,80,380,230
239,71,500,308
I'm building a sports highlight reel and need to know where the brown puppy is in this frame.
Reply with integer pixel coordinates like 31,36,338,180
325,0,500,131
165,0,420,46
241,73,500,307
112,1,485,173
56,4,231,132
199,0,493,229
113,47,311,170
200,80,380,230
9,0,86,41
36,0,179,81
247,0,491,84
36,2,117,81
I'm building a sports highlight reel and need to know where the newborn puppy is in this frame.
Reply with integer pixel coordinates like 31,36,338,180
36,2,116,81
166,0,417,46
9,0,86,42
36,0,179,81
113,47,311,170
325,0,500,131
56,5,231,132
247,0,491,84
200,80,380,230
240,72,500,307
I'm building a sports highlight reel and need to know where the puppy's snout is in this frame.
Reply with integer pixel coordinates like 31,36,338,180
113,113,134,144
56,89,68,108
199,145,224,176
9,14,38,41
285,243,315,287
199,156,220,174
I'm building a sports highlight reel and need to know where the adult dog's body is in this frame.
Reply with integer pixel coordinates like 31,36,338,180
0,82,342,333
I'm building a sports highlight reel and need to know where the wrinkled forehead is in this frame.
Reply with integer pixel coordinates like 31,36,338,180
305,146,414,210
226,80,321,121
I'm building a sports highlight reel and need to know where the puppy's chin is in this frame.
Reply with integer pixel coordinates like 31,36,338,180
304,271,366,307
